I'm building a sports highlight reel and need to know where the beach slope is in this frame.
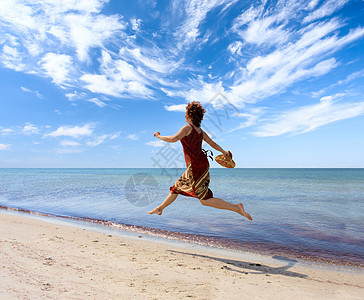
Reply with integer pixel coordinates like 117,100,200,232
0,212,362,299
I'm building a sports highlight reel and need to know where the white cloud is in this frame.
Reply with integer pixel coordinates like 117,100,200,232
175,0,234,49
20,86,32,93
21,86,42,98
45,124,94,138
60,140,81,147
23,123,39,135
56,148,83,154
146,140,167,147
183,79,235,108
319,92,346,103
0,0,126,62
65,91,87,102
254,98,364,137
131,18,142,31
109,132,120,140
0,128,14,135
0,0,362,129
87,98,107,107
230,107,265,132
0,45,25,71
120,47,174,74
311,69,364,97
307,0,320,10
0,144,11,150
64,13,125,62
228,41,243,55
127,134,139,140
161,87,187,98
164,104,187,112
80,74,118,97
86,135,108,146
337,69,364,85
86,132,120,146
0,0,127,102
303,0,349,23
212,1,362,109
231,1,306,47
81,50,154,98
40,53,73,85
225,20,364,106
240,17,291,46
311,70,364,97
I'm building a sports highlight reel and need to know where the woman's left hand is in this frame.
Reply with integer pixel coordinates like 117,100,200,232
154,132,161,138
223,151,232,159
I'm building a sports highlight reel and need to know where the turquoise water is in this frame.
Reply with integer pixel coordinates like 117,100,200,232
0,168,363,266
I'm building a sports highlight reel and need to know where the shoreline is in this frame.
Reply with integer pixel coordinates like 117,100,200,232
1,210,363,299
1,205,363,269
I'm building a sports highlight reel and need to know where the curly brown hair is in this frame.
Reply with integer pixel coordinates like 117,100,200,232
186,101,206,127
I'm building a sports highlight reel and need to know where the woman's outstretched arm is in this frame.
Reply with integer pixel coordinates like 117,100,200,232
154,125,191,143
202,130,229,157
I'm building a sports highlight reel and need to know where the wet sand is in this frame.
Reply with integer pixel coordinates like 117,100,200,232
0,211,363,299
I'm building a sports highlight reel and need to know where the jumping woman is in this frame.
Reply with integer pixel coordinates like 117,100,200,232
148,101,252,221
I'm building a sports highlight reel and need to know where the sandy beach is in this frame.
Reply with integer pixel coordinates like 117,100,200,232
0,211,363,300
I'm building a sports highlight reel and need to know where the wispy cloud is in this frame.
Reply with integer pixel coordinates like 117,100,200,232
21,86,42,99
226,18,364,105
60,140,81,147
0,0,362,137
239,17,291,47
127,134,139,141
303,0,349,23
312,69,364,97
66,91,87,102
45,124,94,138
86,132,120,147
87,98,107,108
174,0,234,50
119,47,175,74
0,0,126,94
56,148,84,154
230,107,265,132
0,144,11,150
0,44,25,71
86,135,109,147
146,140,167,147
254,96,364,137
62,13,125,62
0,128,14,135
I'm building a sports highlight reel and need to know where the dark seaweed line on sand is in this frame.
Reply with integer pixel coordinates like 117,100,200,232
1,205,363,268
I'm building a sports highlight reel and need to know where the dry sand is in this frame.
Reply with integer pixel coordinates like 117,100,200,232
0,211,363,300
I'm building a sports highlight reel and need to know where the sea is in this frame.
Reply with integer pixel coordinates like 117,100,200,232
0,168,363,267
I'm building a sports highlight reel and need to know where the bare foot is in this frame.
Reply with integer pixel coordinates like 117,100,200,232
237,203,253,221
147,206,163,215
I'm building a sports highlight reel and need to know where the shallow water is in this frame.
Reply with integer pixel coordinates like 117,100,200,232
0,168,363,266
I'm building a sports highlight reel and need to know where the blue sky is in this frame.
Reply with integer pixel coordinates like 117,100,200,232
0,0,363,168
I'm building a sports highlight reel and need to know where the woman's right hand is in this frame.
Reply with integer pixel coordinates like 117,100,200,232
154,132,161,138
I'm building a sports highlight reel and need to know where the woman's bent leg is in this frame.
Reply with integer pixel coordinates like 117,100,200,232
147,192,178,215
201,197,253,221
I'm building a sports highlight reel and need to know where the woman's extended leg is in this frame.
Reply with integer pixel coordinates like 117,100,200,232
201,197,253,221
147,192,178,215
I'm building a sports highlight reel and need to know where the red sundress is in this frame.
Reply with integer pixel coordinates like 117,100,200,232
170,124,213,200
